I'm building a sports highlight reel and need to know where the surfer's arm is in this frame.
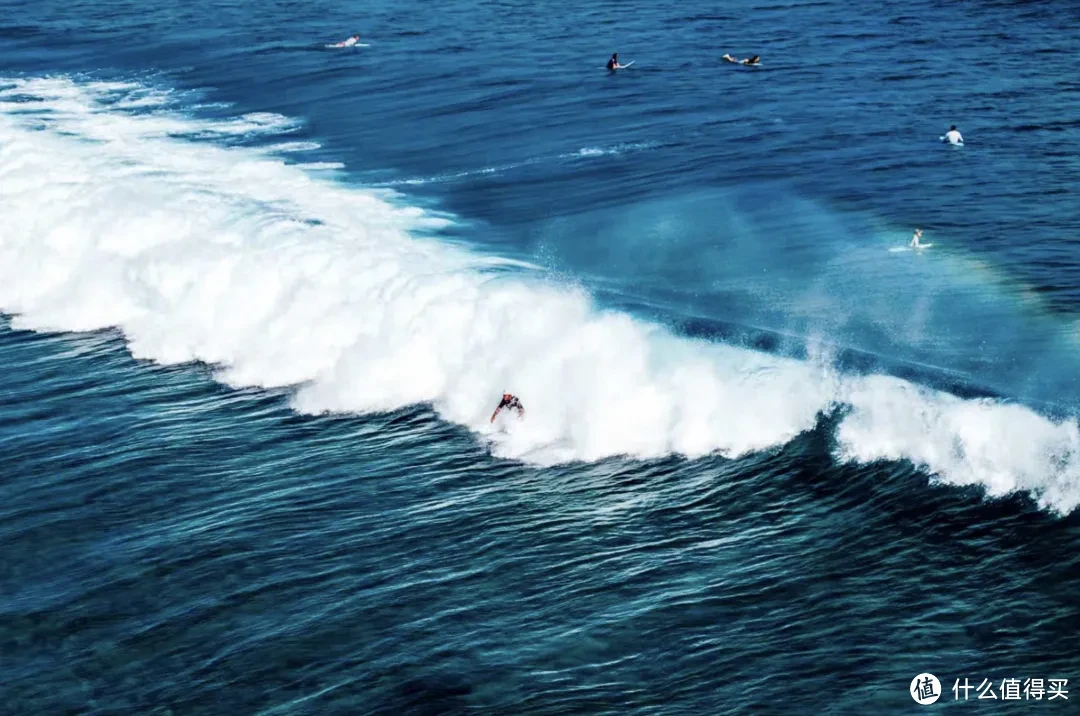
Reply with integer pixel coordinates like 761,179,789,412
490,407,502,423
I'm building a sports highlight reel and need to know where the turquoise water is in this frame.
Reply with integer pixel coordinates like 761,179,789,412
2,0,1080,713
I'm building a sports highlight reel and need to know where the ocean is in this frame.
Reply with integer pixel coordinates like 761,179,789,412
2,0,1080,713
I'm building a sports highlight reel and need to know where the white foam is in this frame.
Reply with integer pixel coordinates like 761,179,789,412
266,141,322,153
835,375,1080,512
1,76,1078,513
294,162,346,171
0,78,297,139
226,112,299,136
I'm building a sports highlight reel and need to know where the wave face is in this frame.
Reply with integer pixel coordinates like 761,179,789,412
2,77,1079,512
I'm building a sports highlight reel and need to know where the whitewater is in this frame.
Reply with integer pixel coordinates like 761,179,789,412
2,76,1078,512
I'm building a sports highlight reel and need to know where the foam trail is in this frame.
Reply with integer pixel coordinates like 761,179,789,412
562,142,657,159
376,142,656,186
266,141,322,153
377,165,510,186
1,77,1078,512
294,162,346,171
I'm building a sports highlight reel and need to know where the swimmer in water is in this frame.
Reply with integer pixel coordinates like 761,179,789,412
910,228,924,248
607,52,621,70
490,393,525,422
943,125,964,144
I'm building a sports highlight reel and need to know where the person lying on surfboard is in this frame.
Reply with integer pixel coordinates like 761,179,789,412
331,34,362,48
490,393,525,422
723,54,760,66
910,228,924,248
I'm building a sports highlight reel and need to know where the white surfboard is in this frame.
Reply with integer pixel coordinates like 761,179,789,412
889,244,933,252
606,61,634,69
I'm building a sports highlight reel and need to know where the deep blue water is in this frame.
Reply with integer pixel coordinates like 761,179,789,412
2,0,1080,713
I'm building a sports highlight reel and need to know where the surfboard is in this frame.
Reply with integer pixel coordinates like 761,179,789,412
606,61,634,69
939,136,963,146
889,244,933,252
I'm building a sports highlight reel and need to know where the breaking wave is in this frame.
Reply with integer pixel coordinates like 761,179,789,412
1,76,1078,512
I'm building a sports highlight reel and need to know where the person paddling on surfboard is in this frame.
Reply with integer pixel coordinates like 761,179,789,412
722,54,760,66
607,53,620,70
332,34,362,48
490,393,525,422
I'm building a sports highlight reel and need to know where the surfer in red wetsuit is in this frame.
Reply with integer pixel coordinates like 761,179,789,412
490,393,525,422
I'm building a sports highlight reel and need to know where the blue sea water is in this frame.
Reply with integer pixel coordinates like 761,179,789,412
2,0,1080,713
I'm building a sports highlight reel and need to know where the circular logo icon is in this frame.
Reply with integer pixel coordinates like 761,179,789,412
911,673,941,705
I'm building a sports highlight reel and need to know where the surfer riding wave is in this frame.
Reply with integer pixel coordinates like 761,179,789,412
490,393,525,422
